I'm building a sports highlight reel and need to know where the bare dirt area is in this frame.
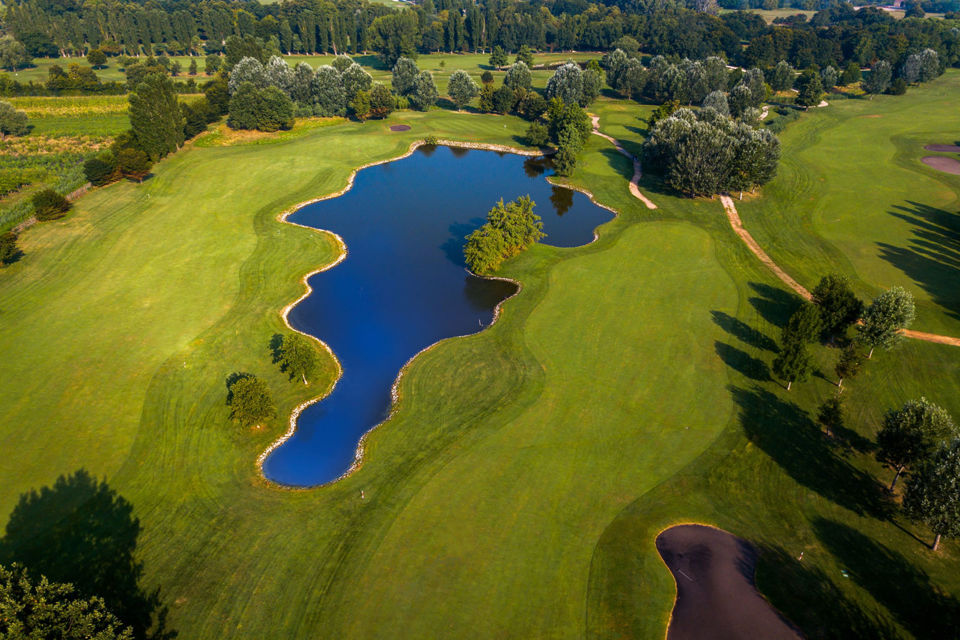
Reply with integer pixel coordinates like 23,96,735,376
923,144,960,153
921,156,960,175
389,124,412,132
657,524,801,640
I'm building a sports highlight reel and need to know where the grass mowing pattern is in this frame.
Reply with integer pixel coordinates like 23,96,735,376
0,85,958,638
736,71,960,337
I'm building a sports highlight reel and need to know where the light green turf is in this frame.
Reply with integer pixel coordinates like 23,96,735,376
736,70,960,336
1,91,959,640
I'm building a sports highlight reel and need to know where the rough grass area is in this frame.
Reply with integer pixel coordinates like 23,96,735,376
736,69,960,337
0,88,958,640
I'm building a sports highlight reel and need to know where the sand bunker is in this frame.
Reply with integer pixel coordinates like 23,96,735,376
657,525,800,640
922,156,960,175
389,124,411,132
924,144,960,153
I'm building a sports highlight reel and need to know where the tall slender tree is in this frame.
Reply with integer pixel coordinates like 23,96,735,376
129,73,184,161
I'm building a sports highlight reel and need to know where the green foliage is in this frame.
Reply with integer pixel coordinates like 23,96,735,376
877,398,958,490
489,46,507,69
0,564,133,639
368,83,394,119
546,62,584,107
840,61,861,86
369,12,419,67
86,49,107,69
546,98,590,146
644,107,779,197
447,70,479,110
490,84,515,114
227,374,275,428
331,55,354,74
888,77,907,96
391,57,419,96
279,334,320,384
224,34,268,70
463,196,544,274
204,55,221,76
408,71,438,111
32,188,70,221
783,301,822,344
116,148,152,182
203,76,230,116
0,101,29,138
228,83,294,132
350,90,371,121
310,66,347,117
84,151,118,186
0,231,19,265
769,60,793,92
771,338,811,389
525,121,548,147
904,439,960,550
0,36,31,72
504,62,532,92
188,59,197,76
553,124,584,177
857,286,916,355
341,63,372,101
816,396,845,434
480,70,494,85
517,91,548,121
515,45,534,67
863,61,892,94
129,73,184,161
835,342,862,387
812,274,863,339
795,69,824,108
582,67,602,105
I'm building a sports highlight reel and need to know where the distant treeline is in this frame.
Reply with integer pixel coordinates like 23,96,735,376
3,0,959,72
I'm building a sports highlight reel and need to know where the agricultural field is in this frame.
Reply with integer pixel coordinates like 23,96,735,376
0,56,958,640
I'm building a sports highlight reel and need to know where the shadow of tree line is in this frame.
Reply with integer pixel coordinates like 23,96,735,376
0,469,175,639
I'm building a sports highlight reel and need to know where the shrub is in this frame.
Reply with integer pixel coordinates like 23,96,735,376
0,101,29,138
117,148,152,182
32,188,70,221
525,121,548,147
83,151,118,186
369,83,394,119
0,231,19,264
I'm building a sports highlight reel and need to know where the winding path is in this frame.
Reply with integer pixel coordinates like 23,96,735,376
720,195,960,348
590,116,658,210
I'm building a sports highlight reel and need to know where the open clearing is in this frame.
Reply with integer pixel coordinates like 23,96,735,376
0,77,959,638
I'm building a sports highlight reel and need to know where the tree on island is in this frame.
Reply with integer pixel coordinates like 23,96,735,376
227,374,275,428
904,439,960,551
447,70,479,110
876,398,957,491
0,563,133,639
464,196,544,274
857,286,915,358
279,334,319,384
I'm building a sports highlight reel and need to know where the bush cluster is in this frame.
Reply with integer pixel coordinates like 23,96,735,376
463,196,544,275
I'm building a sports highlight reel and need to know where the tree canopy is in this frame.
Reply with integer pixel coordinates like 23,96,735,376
877,397,958,491
129,73,184,161
464,196,544,275
227,375,275,428
858,286,916,357
904,439,960,551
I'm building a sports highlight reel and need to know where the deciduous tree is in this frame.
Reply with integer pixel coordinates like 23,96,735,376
858,286,915,358
279,334,319,384
546,62,584,106
504,62,532,91
129,73,184,160
447,69,479,109
408,71,438,111
0,101,29,139
227,375,275,428
391,57,419,95
812,274,863,339
877,398,957,491
904,439,960,551
32,188,70,221
771,338,811,391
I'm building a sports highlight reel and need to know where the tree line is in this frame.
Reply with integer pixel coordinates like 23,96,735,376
5,0,959,77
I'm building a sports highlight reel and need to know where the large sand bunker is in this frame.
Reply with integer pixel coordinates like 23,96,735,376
657,525,800,640
921,156,960,175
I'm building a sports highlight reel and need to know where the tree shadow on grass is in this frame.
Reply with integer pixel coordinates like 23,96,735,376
711,310,779,352
748,282,803,328
269,333,284,365
813,517,960,638
0,470,174,639
715,341,771,381
878,201,959,322
756,544,900,639
731,385,892,519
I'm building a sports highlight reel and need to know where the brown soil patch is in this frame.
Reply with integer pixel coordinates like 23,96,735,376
389,124,411,132
860,114,883,118
921,156,960,175
924,144,960,153
657,525,800,640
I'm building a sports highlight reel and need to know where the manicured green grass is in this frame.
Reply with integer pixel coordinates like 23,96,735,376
9,95,130,137
1,90,959,640
736,71,960,337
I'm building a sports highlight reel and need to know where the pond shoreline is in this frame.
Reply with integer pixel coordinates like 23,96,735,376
259,138,614,490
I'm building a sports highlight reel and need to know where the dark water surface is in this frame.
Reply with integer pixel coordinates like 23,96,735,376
263,146,613,486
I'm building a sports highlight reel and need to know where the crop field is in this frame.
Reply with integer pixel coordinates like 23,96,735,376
0,62,958,639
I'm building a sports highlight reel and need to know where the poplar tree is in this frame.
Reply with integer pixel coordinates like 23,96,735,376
448,69,479,109
129,73,184,161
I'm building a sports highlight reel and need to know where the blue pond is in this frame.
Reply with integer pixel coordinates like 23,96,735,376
263,145,614,486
